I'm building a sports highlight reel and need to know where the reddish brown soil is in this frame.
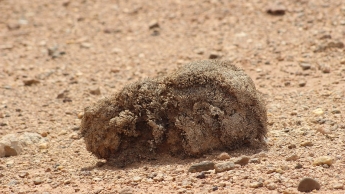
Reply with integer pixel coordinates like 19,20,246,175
0,0,345,193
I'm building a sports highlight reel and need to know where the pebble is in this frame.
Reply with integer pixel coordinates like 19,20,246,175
59,130,68,135
331,109,341,114
80,42,92,48
286,154,299,161
249,158,260,164
90,87,101,95
132,176,142,182
298,177,321,192
23,79,40,86
300,141,313,147
188,161,215,173
209,52,222,59
18,172,29,178
7,22,20,30
313,156,334,166
333,183,344,189
318,63,330,73
70,132,79,139
266,4,286,15
234,156,250,166
196,172,206,179
41,132,48,137
217,152,230,160
249,181,263,188
298,80,306,87
214,161,235,173
181,179,192,188
288,144,296,149
0,134,23,157
149,20,159,29
78,112,84,119
38,142,49,149
119,188,133,194
312,108,324,115
33,178,43,185
299,63,311,70
266,183,277,190
295,163,303,169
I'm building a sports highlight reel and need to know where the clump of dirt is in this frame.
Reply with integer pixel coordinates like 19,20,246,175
80,60,267,163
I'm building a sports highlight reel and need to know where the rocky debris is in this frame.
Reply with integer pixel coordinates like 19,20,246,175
149,20,160,29
333,183,344,190
298,80,306,87
313,156,334,166
23,79,40,86
81,60,267,162
188,161,215,173
297,177,321,192
312,108,324,115
300,141,313,147
48,46,65,59
196,172,206,179
234,156,250,166
209,52,222,59
7,22,20,30
249,181,263,188
318,63,330,73
266,4,286,16
249,158,260,164
299,63,311,70
286,154,299,161
217,152,230,160
89,87,101,95
0,132,47,157
33,178,43,185
214,161,235,173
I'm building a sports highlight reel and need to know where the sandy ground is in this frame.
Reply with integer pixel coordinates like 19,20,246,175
0,0,345,193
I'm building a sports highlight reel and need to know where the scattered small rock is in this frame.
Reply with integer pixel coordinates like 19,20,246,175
132,176,142,182
70,132,79,139
333,183,344,190
313,156,334,166
298,80,307,87
149,20,159,29
78,112,84,119
212,186,218,191
249,158,261,164
48,46,65,59
23,79,40,86
266,183,277,190
300,141,313,147
249,181,263,188
80,42,92,48
188,161,215,173
266,4,286,16
234,156,250,166
286,154,299,161
89,87,101,95
299,63,311,70
288,144,296,149
18,172,29,178
331,109,341,114
312,108,324,115
295,163,303,169
38,142,49,149
214,161,235,173
7,22,20,30
196,172,206,179
298,177,321,192
209,51,222,59
318,63,330,73
33,178,43,185
217,152,230,160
